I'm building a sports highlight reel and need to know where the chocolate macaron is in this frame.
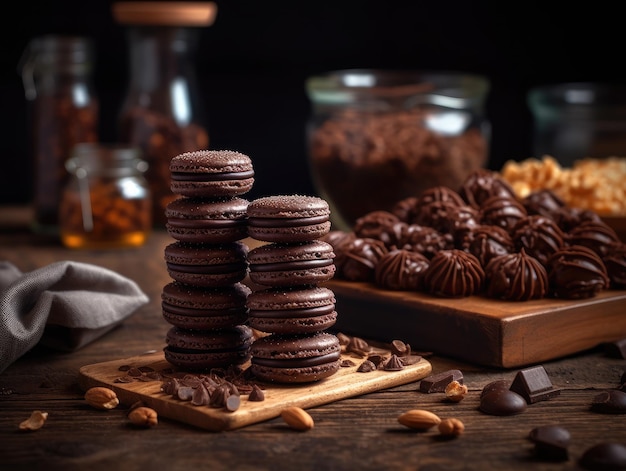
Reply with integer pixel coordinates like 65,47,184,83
161,281,251,330
247,240,336,287
165,196,249,243
164,241,249,287
247,194,331,242
250,332,342,383
170,150,255,197
247,286,337,334
164,325,254,371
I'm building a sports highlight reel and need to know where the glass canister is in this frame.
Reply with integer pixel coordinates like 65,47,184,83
528,82,626,166
19,35,99,233
305,69,491,230
112,1,216,227
59,143,152,249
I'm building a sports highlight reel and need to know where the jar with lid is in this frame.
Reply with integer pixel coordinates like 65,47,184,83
305,69,491,230
59,143,152,249
19,35,99,233
112,1,216,227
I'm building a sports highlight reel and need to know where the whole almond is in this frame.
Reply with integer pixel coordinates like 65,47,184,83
438,417,465,436
128,406,158,428
398,409,441,430
84,386,120,410
280,406,314,431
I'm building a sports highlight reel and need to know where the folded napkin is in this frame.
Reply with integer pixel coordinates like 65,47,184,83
0,260,149,374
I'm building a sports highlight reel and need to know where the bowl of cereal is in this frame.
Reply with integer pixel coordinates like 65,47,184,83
305,69,491,230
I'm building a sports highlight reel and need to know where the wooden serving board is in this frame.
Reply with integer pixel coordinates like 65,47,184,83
79,349,431,432
326,280,626,369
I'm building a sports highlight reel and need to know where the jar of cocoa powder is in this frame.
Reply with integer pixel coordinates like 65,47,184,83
19,35,99,234
112,2,216,226
59,143,151,249
305,70,491,230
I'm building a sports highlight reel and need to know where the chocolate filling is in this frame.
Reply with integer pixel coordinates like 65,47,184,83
248,215,329,228
166,262,247,274
249,304,335,319
162,302,247,317
249,259,333,272
171,170,255,182
251,351,341,368
167,218,247,229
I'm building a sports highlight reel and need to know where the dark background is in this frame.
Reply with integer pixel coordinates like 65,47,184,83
1,0,621,205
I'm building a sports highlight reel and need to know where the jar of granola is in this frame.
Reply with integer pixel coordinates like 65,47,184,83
19,35,99,233
305,70,491,230
112,2,216,226
59,143,151,249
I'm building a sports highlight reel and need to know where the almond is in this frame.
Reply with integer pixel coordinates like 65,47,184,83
438,417,465,436
397,409,441,430
19,410,48,431
280,406,314,431
128,406,158,428
84,386,120,410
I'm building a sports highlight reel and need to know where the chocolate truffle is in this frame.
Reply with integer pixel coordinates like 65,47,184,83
416,185,466,209
552,206,602,234
413,200,479,236
468,224,515,267
568,220,620,258
374,248,430,291
603,242,626,289
396,224,453,259
480,195,528,232
334,237,389,282
391,196,419,223
512,215,565,266
522,189,566,218
423,249,485,297
485,248,549,301
547,245,610,299
353,210,404,248
459,169,517,210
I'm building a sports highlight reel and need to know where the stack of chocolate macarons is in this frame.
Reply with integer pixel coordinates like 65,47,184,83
245,194,342,383
161,150,256,371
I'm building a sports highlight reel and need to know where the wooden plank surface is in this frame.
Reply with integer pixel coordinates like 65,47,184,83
327,280,626,368
79,349,432,432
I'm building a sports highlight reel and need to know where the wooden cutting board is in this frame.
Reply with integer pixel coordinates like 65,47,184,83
326,280,626,369
79,349,431,432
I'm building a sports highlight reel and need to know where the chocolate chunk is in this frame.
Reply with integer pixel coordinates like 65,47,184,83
605,338,626,359
382,354,404,371
579,442,626,470
419,369,463,393
528,425,571,461
480,379,509,398
356,360,377,373
248,384,265,402
479,389,527,416
509,365,560,404
590,390,626,414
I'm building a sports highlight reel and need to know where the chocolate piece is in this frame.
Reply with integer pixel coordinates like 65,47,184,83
357,360,377,372
569,220,620,258
605,338,626,359
522,189,566,217
579,443,626,470
248,384,265,402
480,379,509,398
419,369,463,393
423,249,485,297
334,237,388,282
391,196,420,223
485,249,549,301
416,185,466,209
603,242,626,289
397,224,453,259
353,210,402,247
459,168,517,210
374,249,430,291
390,339,411,357
479,389,527,416
547,245,610,299
480,195,528,232
382,354,404,371
468,224,515,267
552,206,602,233
512,215,565,266
509,366,560,404
590,390,626,414
528,424,571,461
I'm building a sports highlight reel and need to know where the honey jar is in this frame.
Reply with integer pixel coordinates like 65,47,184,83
59,143,152,249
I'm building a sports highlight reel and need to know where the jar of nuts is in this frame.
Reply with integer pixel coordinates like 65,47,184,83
112,2,215,226
59,143,151,249
305,70,491,230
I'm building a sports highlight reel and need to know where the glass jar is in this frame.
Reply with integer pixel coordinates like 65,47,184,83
112,2,216,227
59,143,151,249
19,35,99,233
305,70,491,231
528,82,626,167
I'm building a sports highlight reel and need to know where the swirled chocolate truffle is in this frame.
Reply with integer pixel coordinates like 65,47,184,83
413,201,480,249
396,224,453,259
480,195,528,232
374,249,430,291
522,189,566,218
485,248,549,301
468,224,515,268
512,215,565,266
603,242,626,289
459,169,517,210
391,196,419,223
551,206,602,234
353,210,404,248
334,237,388,282
423,249,485,297
546,245,610,299
416,186,466,209
568,220,620,257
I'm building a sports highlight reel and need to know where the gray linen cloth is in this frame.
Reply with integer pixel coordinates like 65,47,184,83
0,260,149,374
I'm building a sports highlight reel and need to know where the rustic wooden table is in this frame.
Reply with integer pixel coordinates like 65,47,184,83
1,207,625,471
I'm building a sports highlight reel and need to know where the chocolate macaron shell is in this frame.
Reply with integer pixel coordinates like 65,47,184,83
161,281,251,330
247,286,337,334
250,332,342,383
164,325,254,371
164,241,249,287
169,150,255,197
247,240,336,287
247,195,331,242
165,196,249,243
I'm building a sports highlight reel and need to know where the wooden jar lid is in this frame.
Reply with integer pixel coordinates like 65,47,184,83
112,2,217,26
